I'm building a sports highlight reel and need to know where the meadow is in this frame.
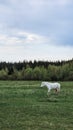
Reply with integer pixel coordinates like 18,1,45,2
0,81,73,130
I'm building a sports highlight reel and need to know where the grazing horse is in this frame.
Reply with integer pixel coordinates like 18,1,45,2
40,82,60,94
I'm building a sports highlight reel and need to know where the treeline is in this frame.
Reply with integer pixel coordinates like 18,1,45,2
0,59,73,81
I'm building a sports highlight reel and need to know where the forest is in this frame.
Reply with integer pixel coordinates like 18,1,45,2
0,59,73,81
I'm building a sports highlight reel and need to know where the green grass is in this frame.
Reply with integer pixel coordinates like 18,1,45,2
0,81,73,130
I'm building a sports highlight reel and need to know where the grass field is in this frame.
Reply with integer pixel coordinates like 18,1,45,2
0,81,73,130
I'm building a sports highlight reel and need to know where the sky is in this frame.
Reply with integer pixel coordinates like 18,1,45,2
0,0,73,62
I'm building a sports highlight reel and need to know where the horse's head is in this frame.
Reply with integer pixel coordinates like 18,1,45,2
40,82,47,87
40,82,44,87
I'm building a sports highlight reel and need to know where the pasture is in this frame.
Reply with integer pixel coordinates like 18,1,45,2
0,81,73,130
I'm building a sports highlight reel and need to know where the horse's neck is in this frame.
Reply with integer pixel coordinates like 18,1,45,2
44,83,50,88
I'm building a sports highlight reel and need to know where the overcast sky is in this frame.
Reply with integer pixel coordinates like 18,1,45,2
0,0,73,62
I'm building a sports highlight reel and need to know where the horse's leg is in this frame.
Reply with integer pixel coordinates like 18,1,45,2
55,88,58,93
47,89,50,96
54,88,58,94
55,88,60,94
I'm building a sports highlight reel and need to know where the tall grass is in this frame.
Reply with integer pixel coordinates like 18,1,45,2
0,81,73,130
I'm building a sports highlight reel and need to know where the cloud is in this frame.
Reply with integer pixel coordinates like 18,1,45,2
0,28,72,61
0,0,73,61
0,28,50,47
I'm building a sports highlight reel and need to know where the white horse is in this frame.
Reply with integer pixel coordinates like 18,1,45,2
40,82,60,94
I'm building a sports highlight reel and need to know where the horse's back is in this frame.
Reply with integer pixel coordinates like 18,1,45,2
41,81,60,88
48,82,60,89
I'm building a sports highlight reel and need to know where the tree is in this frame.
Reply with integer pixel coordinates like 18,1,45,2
40,66,47,80
33,67,41,80
47,65,61,81
0,67,8,79
24,67,33,80
12,67,21,80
